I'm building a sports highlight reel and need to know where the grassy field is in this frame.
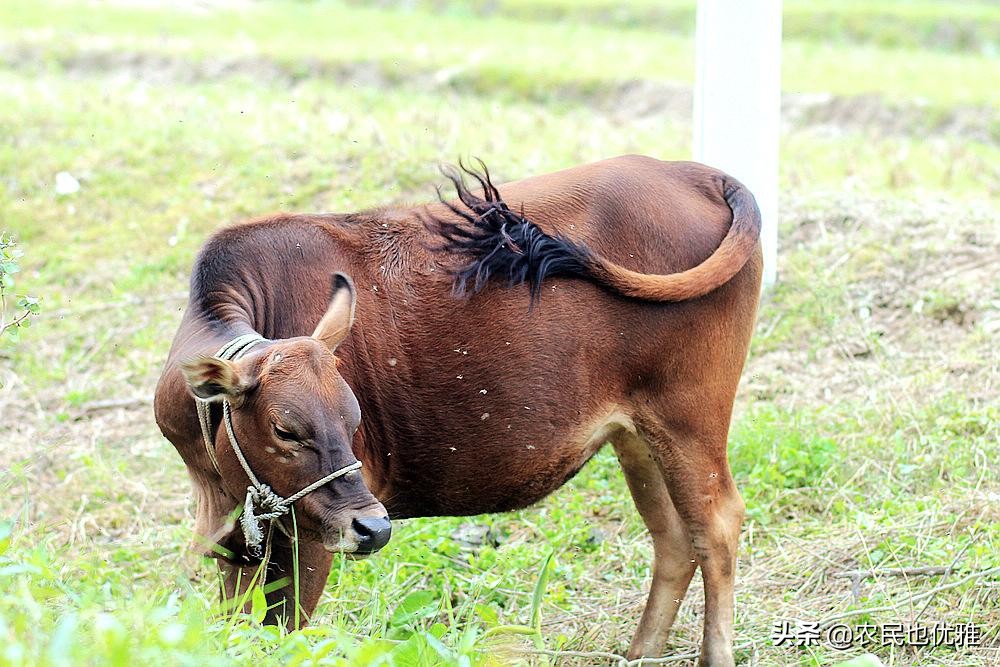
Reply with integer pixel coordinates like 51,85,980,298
366,0,1000,54
1,1,998,665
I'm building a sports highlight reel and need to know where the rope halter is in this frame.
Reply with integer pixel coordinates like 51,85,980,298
195,333,363,557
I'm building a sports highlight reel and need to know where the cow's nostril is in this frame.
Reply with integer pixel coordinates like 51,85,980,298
352,516,391,553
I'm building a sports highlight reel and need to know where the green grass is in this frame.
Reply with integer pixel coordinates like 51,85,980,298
1,1,999,665
362,0,1000,54
4,0,1000,108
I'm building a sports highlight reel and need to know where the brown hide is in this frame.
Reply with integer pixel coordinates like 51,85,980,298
154,155,762,666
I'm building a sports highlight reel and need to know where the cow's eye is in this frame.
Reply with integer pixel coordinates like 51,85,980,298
273,424,298,442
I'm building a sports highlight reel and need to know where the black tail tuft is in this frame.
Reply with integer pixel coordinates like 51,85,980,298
427,158,593,303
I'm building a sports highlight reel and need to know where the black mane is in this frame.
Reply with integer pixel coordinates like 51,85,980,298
428,159,595,302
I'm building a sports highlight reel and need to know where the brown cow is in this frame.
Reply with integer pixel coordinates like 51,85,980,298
153,154,762,666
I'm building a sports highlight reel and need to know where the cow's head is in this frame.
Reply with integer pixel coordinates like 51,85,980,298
180,274,390,557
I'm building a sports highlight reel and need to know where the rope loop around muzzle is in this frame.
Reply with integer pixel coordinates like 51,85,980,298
194,333,364,558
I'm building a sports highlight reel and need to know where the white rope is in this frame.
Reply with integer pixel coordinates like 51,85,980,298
194,333,363,559
196,396,219,472
223,400,264,489
196,332,263,476
240,484,285,553
283,460,362,505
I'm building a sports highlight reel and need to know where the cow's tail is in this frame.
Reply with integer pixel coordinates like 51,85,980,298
429,160,762,303
582,177,761,300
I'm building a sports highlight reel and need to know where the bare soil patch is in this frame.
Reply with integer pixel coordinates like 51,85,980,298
744,193,999,411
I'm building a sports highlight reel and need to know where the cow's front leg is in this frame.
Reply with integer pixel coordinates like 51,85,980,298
220,532,334,630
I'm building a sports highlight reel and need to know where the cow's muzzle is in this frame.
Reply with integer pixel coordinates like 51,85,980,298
352,516,392,554
322,504,391,555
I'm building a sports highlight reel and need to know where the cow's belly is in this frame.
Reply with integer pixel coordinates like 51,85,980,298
382,408,632,518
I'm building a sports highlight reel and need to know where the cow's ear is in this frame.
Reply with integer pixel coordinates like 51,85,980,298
312,272,356,352
180,356,253,403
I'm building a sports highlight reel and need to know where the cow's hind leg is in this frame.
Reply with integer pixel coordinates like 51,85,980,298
613,429,698,659
637,417,745,667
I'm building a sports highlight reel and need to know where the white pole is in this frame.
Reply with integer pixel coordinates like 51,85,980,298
693,0,782,287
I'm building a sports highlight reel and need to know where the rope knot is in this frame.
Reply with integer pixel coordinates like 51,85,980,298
240,484,288,557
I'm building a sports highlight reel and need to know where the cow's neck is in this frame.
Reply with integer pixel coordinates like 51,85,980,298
334,280,433,507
